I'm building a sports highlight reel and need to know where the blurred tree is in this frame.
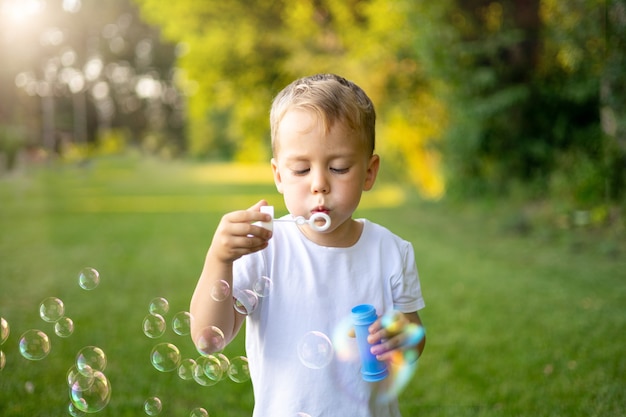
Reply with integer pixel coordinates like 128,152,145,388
0,0,184,164
135,0,447,198
410,0,624,205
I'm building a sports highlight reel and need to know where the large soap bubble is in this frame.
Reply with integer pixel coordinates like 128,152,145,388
76,346,107,375
69,370,111,413
227,356,250,383
142,314,166,339
297,331,334,369
150,342,181,372
78,267,100,290
194,326,225,356
144,396,162,415
19,329,51,361
55,316,74,338
39,297,65,323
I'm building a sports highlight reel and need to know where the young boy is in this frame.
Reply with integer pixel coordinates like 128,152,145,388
190,73,425,417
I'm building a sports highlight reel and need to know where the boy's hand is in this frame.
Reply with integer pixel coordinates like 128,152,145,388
208,200,273,264
366,311,425,362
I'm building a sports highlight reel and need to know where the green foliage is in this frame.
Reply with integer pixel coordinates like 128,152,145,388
408,0,625,205
134,0,448,196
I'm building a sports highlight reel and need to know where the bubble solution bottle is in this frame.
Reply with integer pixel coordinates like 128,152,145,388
351,304,388,382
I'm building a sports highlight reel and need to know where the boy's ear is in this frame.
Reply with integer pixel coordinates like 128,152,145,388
363,154,380,191
271,158,284,194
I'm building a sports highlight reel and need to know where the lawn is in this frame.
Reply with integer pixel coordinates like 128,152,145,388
1,155,624,416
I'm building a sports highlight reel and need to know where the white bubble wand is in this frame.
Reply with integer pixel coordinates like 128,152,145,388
256,206,331,232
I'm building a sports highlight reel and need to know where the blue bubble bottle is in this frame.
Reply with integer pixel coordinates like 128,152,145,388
351,304,389,382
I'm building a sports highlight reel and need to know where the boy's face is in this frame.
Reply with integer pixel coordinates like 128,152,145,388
271,109,379,245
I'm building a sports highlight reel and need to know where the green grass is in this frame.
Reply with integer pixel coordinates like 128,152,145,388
1,155,624,416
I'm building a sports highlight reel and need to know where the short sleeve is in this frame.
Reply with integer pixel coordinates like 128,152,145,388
391,240,425,313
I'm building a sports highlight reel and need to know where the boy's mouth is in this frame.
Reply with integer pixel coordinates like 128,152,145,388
312,206,330,214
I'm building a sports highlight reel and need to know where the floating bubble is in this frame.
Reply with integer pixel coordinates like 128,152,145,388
172,311,192,336
192,357,219,387
68,401,86,416
19,329,51,360
178,358,197,381
0,350,5,371
142,314,166,339
144,396,162,415
190,407,209,417
151,342,181,372
76,346,107,374
39,297,65,323
69,370,111,413
210,280,231,302
1,317,9,344
232,288,258,315
67,365,95,390
298,331,334,369
228,356,250,383
201,354,224,381
55,316,74,338
149,297,169,316
78,267,100,290
195,326,225,356
252,276,272,297
209,353,230,381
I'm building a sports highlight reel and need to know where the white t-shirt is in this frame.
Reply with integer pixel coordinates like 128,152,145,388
233,218,425,417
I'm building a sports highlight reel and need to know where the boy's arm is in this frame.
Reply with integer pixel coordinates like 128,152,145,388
190,200,272,351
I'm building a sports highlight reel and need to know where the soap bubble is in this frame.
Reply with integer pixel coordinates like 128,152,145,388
190,407,209,417
55,316,74,338
178,358,197,380
39,297,64,323
1,317,9,344
149,297,169,316
151,342,181,372
76,346,107,374
67,365,95,390
144,396,162,415
209,353,230,381
192,357,219,387
78,267,100,290
200,354,224,381
0,350,5,371
142,314,166,339
297,331,334,369
172,311,192,336
19,329,51,360
69,370,111,413
252,276,272,297
232,288,258,315
228,356,250,383
68,401,86,416
210,280,231,302
194,326,225,356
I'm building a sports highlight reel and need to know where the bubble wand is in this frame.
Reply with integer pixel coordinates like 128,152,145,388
257,206,331,232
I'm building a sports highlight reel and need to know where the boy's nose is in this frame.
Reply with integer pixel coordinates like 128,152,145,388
311,171,329,194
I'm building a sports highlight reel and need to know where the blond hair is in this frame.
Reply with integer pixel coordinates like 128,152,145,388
270,74,376,155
